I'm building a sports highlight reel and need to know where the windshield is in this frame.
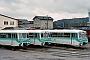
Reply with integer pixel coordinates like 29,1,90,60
79,32,87,38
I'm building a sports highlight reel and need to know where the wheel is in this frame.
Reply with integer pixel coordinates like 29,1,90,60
41,42,44,46
45,42,49,45
11,46,16,51
79,43,83,46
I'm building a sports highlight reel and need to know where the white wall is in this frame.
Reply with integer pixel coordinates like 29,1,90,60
0,15,18,29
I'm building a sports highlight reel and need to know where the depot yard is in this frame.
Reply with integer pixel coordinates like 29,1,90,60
0,43,90,60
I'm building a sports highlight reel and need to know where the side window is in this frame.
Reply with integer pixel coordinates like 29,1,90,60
12,33,17,38
64,33,70,37
6,33,11,38
34,33,37,37
57,33,63,37
71,33,77,38
0,33,11,38
0,33,6,38
75,33,78,38
51,33,57,37
4,21,8,25
41,33,43,38
22,33,27,38
19,33,22,38
71,33,74,38
29,33,34,37
41,33,48,38
27,33,29,38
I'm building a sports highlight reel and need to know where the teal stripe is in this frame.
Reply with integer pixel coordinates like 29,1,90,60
76,38,88,42
29,37,51,42
0,38,17,40
18,38,30,43
0,38,30,43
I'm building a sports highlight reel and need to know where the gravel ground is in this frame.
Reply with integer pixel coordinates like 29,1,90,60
0,44,90,60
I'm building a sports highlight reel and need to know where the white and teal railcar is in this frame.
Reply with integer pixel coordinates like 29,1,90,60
47,30,88,46
0,30,30,47
28,30,51,46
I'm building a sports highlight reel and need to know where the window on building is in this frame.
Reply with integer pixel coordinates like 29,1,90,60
4,21,8,25
10,21,14,25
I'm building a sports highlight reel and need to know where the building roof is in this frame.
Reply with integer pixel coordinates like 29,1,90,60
0,14,18,20
29,21,34,24
17,19,34,25
33,16,53,20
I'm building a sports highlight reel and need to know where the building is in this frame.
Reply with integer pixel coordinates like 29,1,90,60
87,11,90,26
33,16,53,29
0,14,53,30
18,19,34,28
0,14,18,30
53,17,89,29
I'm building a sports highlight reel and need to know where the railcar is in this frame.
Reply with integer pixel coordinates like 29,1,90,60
0,30,30,47
27,30,51,46
46,29,88,46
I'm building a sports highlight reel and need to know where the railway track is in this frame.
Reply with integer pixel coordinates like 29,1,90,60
0,44,88,52
45,44,88,50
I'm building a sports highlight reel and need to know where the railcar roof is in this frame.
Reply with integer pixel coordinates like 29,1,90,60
45,29,86,33
0,30,46,33
0,30,86,33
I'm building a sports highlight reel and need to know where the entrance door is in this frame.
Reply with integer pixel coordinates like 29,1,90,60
11,33,17,46
71,33,76,45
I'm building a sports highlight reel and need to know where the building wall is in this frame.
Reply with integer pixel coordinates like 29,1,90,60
46,20,53,29
34,18,40,28
41,20,53,29
0,15,18,29
34,18,53,29
40,20,47,29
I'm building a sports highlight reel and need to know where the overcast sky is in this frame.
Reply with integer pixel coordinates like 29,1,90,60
0,0,90,21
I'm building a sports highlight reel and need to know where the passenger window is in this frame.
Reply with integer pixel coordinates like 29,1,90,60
0,33,6,38
13,33,17,38
22,33,27,38
71,33,77,38
0,33,12,38
29,33,34,37
64,33,70,37
71,33,75,38
51,33,57,37
41,33,43,38
27,33,29,38
34,33,37,37
6,33,11,38
19,33,22,38
41,33,49,38
58,33,63,37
